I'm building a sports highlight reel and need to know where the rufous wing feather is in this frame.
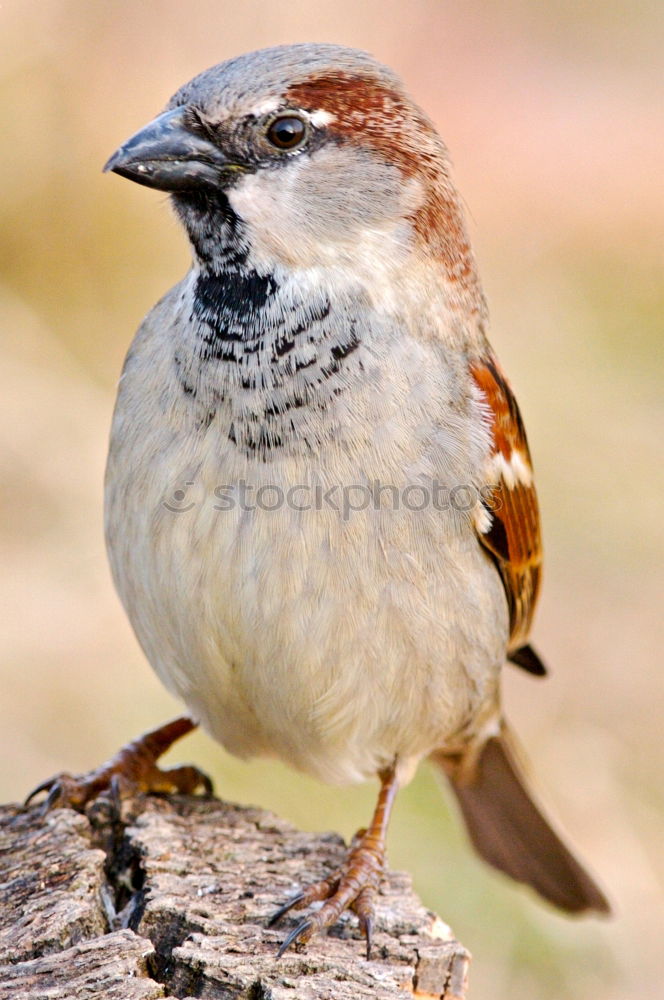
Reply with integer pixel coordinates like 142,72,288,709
471,356,543,662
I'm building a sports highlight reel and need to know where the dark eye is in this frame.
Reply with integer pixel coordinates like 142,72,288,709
266,115,307,151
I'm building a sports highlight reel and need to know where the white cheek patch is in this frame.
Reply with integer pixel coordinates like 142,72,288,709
227,169,303,266
227,145,409,279
229,168,296,223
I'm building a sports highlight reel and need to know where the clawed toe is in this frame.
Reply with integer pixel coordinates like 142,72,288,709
24,776,59,808
25,772,101,813
354,889,376,960
24,717,210,816
271,841,384,958
359,914,374,961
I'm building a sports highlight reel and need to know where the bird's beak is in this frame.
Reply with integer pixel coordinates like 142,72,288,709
103,106,244,192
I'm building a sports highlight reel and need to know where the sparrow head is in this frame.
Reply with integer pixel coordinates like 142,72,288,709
105,43,480,301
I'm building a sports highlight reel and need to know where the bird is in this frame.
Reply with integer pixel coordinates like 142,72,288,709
27,42,609,956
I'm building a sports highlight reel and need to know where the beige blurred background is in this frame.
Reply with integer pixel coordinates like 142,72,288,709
1,1,663,997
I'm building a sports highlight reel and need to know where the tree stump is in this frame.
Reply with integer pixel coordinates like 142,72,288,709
0,794,470,999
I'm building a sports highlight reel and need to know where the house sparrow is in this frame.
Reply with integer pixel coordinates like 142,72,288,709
28,43,609,955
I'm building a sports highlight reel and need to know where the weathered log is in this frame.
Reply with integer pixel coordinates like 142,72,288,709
0,794,469,999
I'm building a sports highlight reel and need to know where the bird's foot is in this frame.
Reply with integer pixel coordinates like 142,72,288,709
24,716,211,815
270,827,386,959
270,765,398,959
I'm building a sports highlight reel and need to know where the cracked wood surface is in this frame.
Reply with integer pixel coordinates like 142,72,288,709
0,795,470,999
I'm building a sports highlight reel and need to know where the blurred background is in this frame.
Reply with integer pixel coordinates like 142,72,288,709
1,1,662,997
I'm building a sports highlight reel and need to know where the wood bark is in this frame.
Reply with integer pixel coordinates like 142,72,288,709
0,794,470,999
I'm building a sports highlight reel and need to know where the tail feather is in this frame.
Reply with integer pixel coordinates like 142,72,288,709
433,728,610,914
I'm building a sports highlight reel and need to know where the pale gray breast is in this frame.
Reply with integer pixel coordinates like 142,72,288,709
105,268,504,780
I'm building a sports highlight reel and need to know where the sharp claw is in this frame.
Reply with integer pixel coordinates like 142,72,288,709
30,782,63,817
109,773,124,816
24,778,55,807
362,914,374,960
44,782,65,814
267,891,306,927
276,918,314,958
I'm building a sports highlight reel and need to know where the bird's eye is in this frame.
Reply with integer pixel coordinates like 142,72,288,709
266,115,308,151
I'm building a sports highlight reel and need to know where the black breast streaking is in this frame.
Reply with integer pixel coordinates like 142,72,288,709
175,264,364,458
193,269,278,354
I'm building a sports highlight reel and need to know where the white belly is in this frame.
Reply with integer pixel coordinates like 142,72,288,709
106,443,506,786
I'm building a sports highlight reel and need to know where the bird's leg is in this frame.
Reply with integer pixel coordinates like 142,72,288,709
25,716,212,813
270,764,398,959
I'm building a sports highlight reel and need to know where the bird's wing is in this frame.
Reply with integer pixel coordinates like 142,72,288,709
470,355,543,663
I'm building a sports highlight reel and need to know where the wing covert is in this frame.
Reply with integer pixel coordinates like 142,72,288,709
471,356,543,654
